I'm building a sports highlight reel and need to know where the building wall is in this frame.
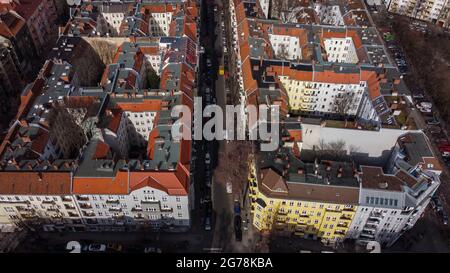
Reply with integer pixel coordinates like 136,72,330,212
278,75,365,115
248,162,357,245
74,186,190,230
24,0,58,55
269,34,301,60
258,0,270,18
301,124,417,157
323,37,358,63
0,185,190,232
315,5,344,26
149,12,173,36
387,0,450,25
347,178,438,247
99,12,125,35
145,53,162,75
0,195,81,231
124,111,157,146
103,114,129,157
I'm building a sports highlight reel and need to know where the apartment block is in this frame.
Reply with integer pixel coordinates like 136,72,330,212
1,0,58,56
0,36,22,130
386,0,450,28
249,126,441,247
229,0,403,127
0,0,199,233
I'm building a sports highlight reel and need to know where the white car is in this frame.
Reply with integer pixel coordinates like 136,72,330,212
88,244,107,252
226,181,232,194
417,102,432,109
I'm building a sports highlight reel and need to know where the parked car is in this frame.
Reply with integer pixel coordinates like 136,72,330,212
443,213,448,225
87,244,107,252
204,203,212,231
107,243,122,252
426,117,440,126
205,152,211,164
434,197,444,212
226,181,232,193
234,215,242,241
144,247,162,253
204,216,212,231
235,229,242,241
234,200,241,216
417,101,432,108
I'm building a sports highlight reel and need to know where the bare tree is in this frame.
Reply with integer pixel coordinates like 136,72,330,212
276,43,290,60
315,139,348,160
334,90,354,118
89,40,118,66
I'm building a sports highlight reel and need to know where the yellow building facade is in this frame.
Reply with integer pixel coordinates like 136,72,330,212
248,161,358,244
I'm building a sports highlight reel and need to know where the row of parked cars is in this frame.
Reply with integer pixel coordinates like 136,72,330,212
431,196,449,226
387,42,408,75
66,241,162,253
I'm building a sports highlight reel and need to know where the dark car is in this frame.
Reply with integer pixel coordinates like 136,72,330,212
234,201,241,215
426,117,440,126
235,229,242,241
234,215,242,241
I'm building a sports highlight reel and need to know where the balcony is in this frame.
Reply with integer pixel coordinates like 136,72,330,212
42,199,55,204
337,222,348,228
76,195,89,201
277,210,288,215
340,215,352,221
134,213,145,220
343,206,355,212
106,198,120,204
113,212,125,219
50,213,64,219
360,232,375,239
368,215,383,222
17,206,33,212
20,213,38,219
363,226,377,233
47,206,60,212
160,206,173,213
62,196,72,202
82,211,95,217
109,206,122,212
141,199,159,204
64,204,76,210
68,212,79,218
334,229,346,235
79,203,92,209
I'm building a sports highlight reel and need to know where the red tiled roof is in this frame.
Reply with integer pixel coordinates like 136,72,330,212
0,171,71,195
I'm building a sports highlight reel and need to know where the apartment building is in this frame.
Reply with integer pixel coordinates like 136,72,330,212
0,0,198,233
249,156,360,245
347,133,441,246
1,0,58,56
249,127,441,247
386,0,450,27
229,0,399,126
0,36,22,130
0,7,37,74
